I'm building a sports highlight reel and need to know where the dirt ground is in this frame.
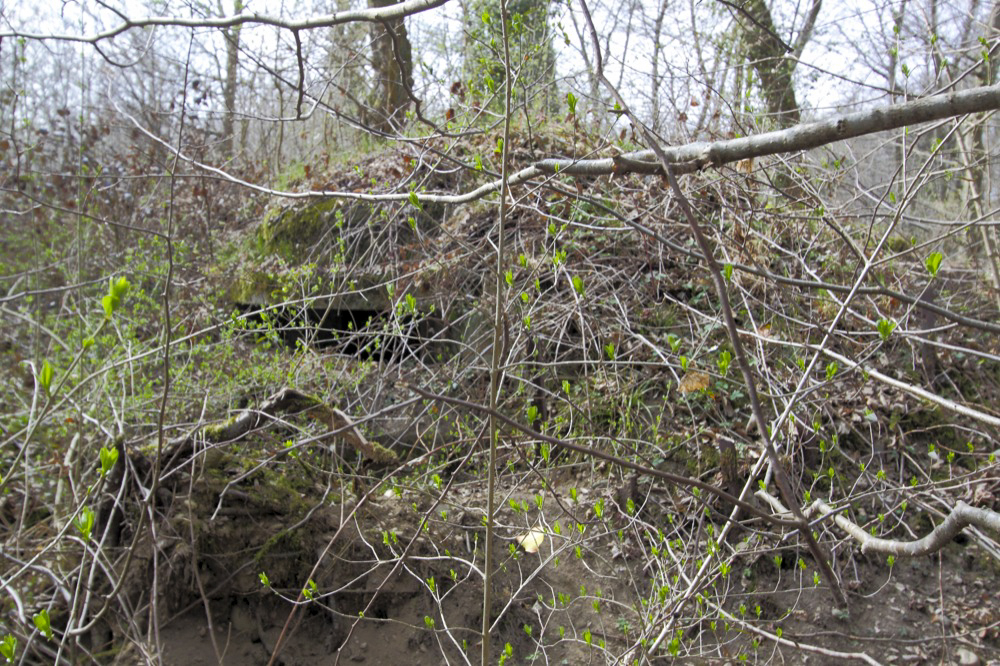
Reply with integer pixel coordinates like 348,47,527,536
105,449,1000,666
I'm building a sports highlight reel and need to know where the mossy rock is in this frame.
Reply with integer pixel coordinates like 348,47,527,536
255,198,368,263
227,269,280,306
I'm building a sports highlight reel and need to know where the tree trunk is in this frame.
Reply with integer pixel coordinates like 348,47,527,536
368,0,415,133
739,0,800,128
220,0,242,158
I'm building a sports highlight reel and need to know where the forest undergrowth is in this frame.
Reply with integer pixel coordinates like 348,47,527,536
2,115,1000,665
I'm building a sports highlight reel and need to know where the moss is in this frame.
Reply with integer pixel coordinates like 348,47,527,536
247,466,312,513
255,198,373,264
227,269,279,305
201,415,243,442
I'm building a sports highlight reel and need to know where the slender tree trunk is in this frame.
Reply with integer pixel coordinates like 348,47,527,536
220,0,242,158
649,0,668,131
966,1,1000,301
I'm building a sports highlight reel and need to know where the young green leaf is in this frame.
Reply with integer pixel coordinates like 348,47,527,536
75,507,95,541
33,610,53,641
717,350,731,376
877,317,896,341
925,252,943,276
101,294,117,319
99,445,118,477
38,360,54,394
110,276,130,301
0,635,16,662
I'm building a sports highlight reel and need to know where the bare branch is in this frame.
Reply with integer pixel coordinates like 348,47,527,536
0,0,451,42
535,82,1000,176
759,492,1000,558
814,347,1000,429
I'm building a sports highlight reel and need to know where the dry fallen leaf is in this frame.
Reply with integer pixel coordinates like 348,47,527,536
516,528,546,554
678,371,710,393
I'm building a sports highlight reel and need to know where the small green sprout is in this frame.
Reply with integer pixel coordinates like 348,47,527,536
33,610,54,641
877,317,896,341
99,445,119,477
0,635,16,662
75,507,95,542
717,349,731,376
101,276,130,319
566,92,577,116
37,360,54,394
